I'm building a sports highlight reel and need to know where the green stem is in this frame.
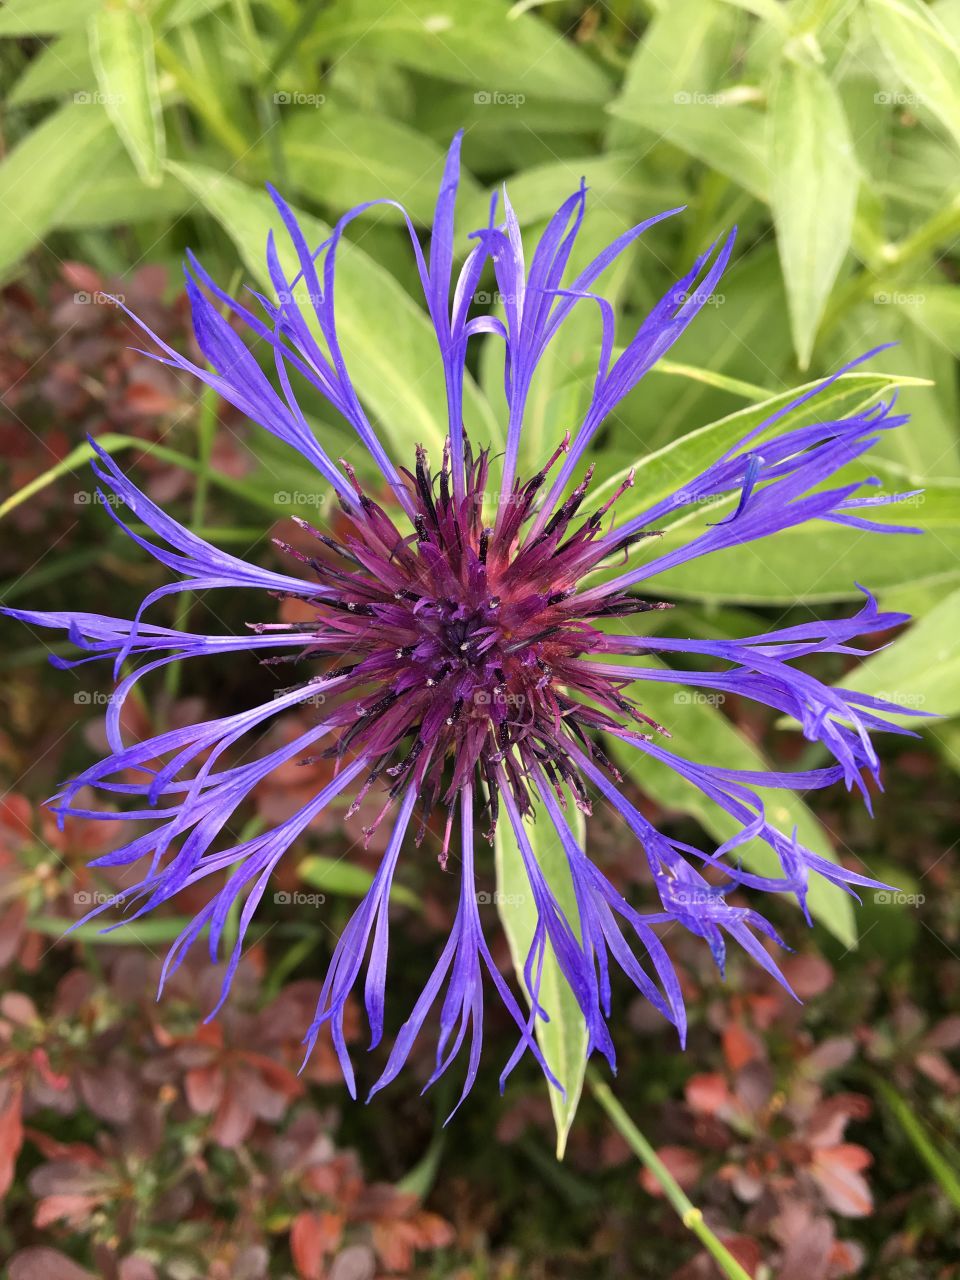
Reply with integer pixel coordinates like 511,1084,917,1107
793,0,836,35
868,1071,960,1209
884,194,960,270
817,196,960,350
267,0,331,82
155,37,250,159
232,0,288,186
587,1068,752,1280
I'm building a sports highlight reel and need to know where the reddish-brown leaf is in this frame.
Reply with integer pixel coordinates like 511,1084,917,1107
925,1015,960,1051
0,1082,23,1198
685,1072,731,1117
775,1205,833,1280
34,1193,101,1229
290,1210,344,1280
811,1145,873,1217
9,1248,96,1280
915,1050,960,1093
119,1259,159,1280
781,954,834,999
210,1082,255,1149
406,1209,455,1251
184,1065,223,1115
77,1061,137,1123
827,1237,866,1277
723,1022,764,1072
372,1219,421,1273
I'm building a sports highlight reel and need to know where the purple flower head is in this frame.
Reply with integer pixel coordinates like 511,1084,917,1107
8,131,926,1110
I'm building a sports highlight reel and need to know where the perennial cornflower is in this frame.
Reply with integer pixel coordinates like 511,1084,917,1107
8,132,924,1108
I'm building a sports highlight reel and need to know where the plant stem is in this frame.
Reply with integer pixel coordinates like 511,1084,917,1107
267,0,330,82
154,37,250,160
587,1068,752,1280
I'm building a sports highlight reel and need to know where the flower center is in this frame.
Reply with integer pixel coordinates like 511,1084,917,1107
265,439,665,855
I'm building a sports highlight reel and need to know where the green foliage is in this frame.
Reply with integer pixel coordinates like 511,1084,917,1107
3,0,960,1163
494,790,589,1159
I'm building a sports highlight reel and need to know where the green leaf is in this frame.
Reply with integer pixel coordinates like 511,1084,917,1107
396,1126,447,1199
0,101,118,282
495,792,588,1158
604,659,857,947
868,0,960,151
0,0,100,33
835,586,960,721
649,360,773,402
0,433,136,522
55,157,192,230
608,2,770,213
895,284,960,361
841,311,960,477
623,246,791,452
607,0,743,149
591,370,926,519
283,104,487,228
90,2,166,186
770,60,858,368
8,32,92,104
608,98,770,202
28,915,195,944
418,89,606,147
871,1074,960,1208
297,854,420,909
587,374,948,605
0,431,333,524
0,0,226,33
308,0,611,102
7,0,230,104
481,151,687,228
167,161,501,460
644,463,960,604
929,716,960,777
716,0,789,23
